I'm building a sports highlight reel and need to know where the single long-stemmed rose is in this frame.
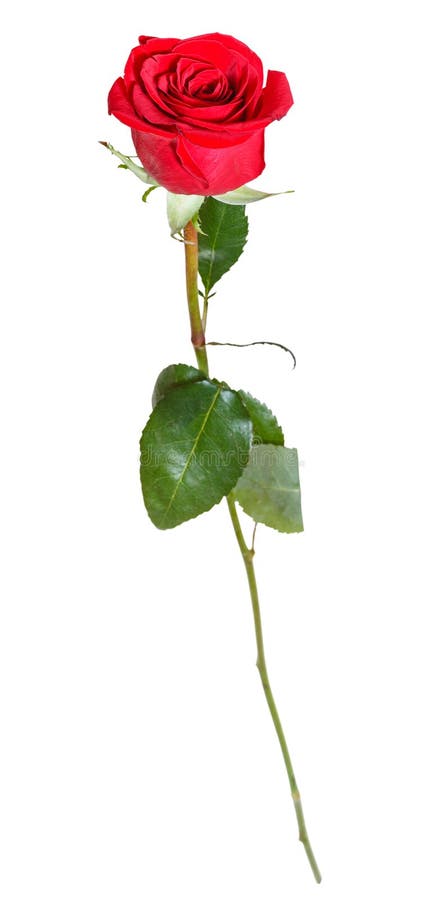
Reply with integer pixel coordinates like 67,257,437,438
103,31,321,886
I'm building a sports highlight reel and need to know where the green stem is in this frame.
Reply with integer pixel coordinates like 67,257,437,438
226,495,322,884
182,219,321,885
183,220,209,376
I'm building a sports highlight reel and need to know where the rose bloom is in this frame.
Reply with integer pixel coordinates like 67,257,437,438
108,32,293,196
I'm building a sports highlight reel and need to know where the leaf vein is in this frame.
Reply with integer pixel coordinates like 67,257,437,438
159,385,222,527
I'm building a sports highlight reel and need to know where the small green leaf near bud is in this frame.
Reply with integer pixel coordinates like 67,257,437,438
198,198,248,294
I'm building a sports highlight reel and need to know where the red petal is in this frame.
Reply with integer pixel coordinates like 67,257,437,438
132,129,208,193
172,37,249,84
178,128,252,149
132,127,266,195
137,36,179,53
259,70,294,120
164,95,244,125
182,33,264,83
175,136,209,188
108,79,170,135
124,39,178,84
132,84,175,127
177,130,265,194
108,78,146,128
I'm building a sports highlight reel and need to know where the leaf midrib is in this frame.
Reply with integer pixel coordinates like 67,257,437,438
160,384,222,526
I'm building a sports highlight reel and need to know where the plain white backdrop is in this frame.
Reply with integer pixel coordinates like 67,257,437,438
1,1,441,897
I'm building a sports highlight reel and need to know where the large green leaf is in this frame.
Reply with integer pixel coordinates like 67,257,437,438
237,391,284,446
198,198,248,294
152,364,206,407
234,445,303,534
140,381,252,529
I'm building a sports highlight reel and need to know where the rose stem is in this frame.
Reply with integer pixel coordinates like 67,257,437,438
183,218,321,885
183,220,209,376
225,494,322,884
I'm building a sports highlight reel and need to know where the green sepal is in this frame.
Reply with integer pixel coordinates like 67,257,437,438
142,185,159,203
198,198,248,294
237,391,284,446
151,364,206,407
167,193,205,236
99,142,157,185
213,185,294,205
234,444,303,534
140,381,253,530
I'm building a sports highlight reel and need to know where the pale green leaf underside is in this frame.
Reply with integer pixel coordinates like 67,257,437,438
198,198,248,294
213,185,294,205
100,142,157,185
167,192,204,235
140,381,252,530
237,390,284,446
234,444,303,533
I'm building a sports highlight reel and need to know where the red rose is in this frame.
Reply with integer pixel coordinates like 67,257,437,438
108,32,293,196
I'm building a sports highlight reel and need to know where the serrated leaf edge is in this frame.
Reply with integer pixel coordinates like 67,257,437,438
237,390,285,446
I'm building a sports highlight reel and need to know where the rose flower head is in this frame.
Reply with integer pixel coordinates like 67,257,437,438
108,32,293,196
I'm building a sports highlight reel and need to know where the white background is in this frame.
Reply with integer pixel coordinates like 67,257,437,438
1,1,441,897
